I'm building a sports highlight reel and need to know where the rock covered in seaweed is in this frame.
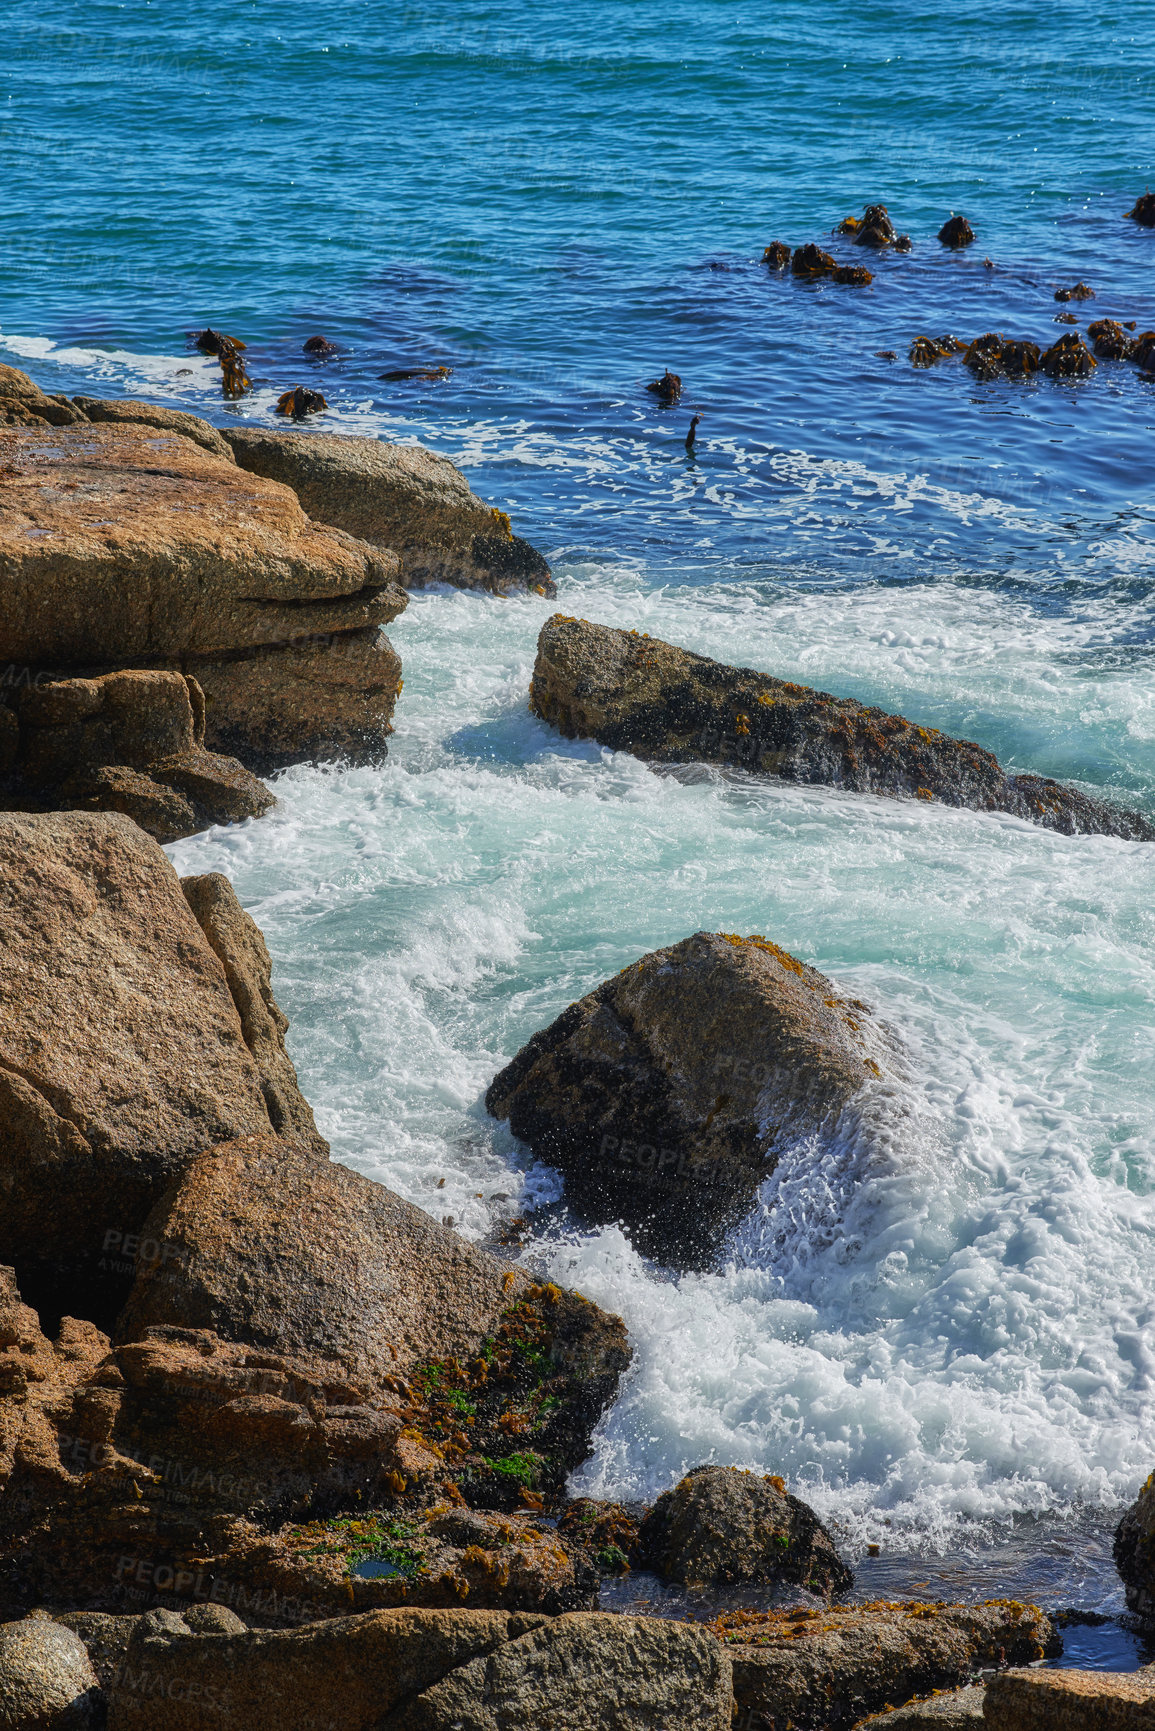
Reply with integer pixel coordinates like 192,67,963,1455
528,614,1154,840
635,1466,853,1596
224,427,554,597
486,929,892,1267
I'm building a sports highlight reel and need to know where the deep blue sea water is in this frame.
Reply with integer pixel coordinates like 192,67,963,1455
4,0,1155,1628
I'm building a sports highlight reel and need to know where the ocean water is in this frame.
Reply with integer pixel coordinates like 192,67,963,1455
5,0,1155,1617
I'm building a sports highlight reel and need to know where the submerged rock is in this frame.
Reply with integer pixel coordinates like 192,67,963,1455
1,668,272,842
224,427,554,597
763,241,792,267
528,614,1154,839
712,1600,1057,1731
635,1466,852,1597
486,929,891,1267
1040,332,1097,377
0,813,324,1323
303,335,338,355
1054,282,1095,301
1125,191,1155,226
937,214,975,248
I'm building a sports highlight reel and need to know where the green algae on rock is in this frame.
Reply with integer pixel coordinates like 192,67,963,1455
529,614,1154,840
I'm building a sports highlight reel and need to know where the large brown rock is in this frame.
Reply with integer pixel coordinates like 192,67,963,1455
116,1134,629,1504
0,813,323,1321
0,1617,100,1728
1,669,272,842
711,1600,1057,1731
983,1668,1155,1731
1113,1471,1155,1617
102,1607,727,1731
0,365,88,430
486,929,891,1267
635,1465,852,1597
70,397,234,460
224,427,556,597
0,421,406,665
530,615,1155,840
187,627,403,772
385,1611,733,1730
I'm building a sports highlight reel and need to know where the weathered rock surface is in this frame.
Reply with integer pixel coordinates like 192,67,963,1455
0,813,322,1321
529,615,1155,840
70,397,234,459
1,669,272,842
487,929,891,1266
983,1667,1155,1731
0,365,88,430
224,428,555,597
1112,1471,1155,1617
187,627,403,772
0,421,407,666
0,1617,100,1729
105,1606,549,1731
99,1606,731,1731
709,1600,1057,1731
635,1466,852,1596
863,1685,986,1731
384,1611,733,1730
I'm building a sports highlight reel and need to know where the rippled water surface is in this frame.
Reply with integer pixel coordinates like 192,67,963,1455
5,0,1155,1610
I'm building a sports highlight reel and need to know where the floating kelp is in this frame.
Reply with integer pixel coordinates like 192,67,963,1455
1054,312,1079,324
837,202,911,250
938,214,975,247
1125,191,1155,226
303,335,338,355
378,365,452,381
1055,282,1095,301
762,240,791,267
791,243,837,277
1040,332,1097,377
218,339,252,398
191,327,247,356
275,384,327,417
831,263,873,284
1087,318,1136,359
645,369,682,404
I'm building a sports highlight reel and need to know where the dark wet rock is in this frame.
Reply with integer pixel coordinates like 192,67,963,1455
276,385,328,418
224,427,554,598
528,614,1154,840
860,1685,986,1731
1054,282,1095,302
0,814,323,1323
1087,319,1137,359
0,1617,100,1728
635,1466,852,1596
486,928,892,1268
1040,332,1097,377
645,369,682,404
832,264,873,285
0,669,273,842
792,243,837,277
71,396,234,459
1113,1473,1155,1616
303,335,338,355
711,1600,1058,1731
983,1668,1155,1731
938,215,975,248
557,1499,643,1576
763,241,792,267
1125,192,1155,226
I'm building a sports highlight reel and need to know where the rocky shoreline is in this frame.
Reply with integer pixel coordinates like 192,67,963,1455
2,365,1155,1726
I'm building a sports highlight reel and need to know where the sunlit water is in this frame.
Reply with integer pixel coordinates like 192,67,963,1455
4,0,1155,1622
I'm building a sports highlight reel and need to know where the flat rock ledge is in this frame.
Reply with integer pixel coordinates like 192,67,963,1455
530,615,1154,841
487,929,894,1267
983,1667,1155,1731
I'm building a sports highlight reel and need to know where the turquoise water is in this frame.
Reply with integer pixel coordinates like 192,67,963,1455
5,0,1155,1603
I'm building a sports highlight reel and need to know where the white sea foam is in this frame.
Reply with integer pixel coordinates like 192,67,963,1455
168,565,1155,1551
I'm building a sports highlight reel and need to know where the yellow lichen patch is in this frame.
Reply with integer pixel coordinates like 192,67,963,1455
490,508,513,539
720,934,808,977
916,787,934,800
735,713,751,736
